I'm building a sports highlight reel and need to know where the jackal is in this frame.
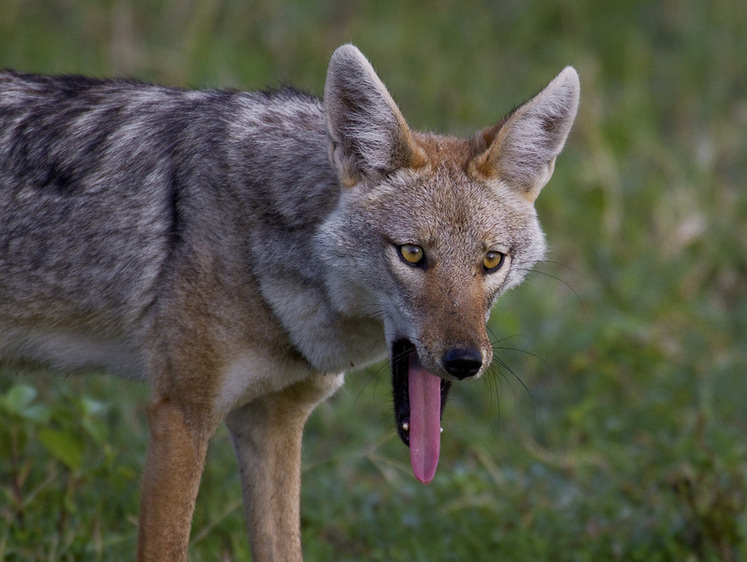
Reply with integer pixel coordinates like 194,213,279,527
0,45,579,560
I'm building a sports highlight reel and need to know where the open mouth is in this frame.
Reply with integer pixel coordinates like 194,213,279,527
391,339,452,483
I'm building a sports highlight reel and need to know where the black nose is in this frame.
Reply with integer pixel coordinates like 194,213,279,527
442,347,483,380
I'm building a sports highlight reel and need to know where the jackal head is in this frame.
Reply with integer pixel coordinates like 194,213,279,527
319,45,579,483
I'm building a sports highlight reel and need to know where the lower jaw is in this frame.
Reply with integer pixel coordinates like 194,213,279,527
390,339,452,447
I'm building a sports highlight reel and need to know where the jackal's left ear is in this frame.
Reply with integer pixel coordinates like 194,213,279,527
325,45,427,187
471,67,580,202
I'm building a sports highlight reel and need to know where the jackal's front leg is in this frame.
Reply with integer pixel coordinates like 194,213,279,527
226,373,344,562
137,397,213,561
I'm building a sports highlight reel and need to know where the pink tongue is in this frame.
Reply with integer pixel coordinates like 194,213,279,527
408,361,442,484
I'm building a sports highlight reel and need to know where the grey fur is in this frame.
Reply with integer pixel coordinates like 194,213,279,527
0,71,346,377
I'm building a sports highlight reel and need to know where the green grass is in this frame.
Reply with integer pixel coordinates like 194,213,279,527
1,0,746,560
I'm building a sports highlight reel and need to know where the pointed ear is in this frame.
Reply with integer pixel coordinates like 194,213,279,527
324,44,427,187
471,67,580,202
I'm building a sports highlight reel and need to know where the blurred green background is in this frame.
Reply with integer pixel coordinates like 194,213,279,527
1,0,745,560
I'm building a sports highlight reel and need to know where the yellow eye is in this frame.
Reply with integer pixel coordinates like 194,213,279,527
399,244,424,265
483,251,505,272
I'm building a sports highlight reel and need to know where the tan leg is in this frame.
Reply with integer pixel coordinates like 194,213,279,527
137,397,213,562
226,373,343,562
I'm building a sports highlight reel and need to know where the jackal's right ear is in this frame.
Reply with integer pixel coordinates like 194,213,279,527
325,45,427,187
471,67,580,202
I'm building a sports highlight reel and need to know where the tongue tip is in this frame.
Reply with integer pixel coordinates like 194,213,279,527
414,468,436,485
411,446,440,484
